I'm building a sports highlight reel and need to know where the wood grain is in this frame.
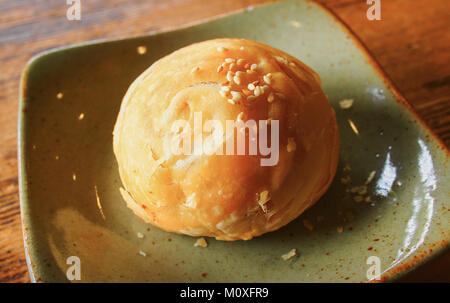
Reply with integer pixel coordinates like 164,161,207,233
0,0,449,283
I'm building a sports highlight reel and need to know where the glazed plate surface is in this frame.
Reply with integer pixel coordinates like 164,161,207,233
19,0,449,282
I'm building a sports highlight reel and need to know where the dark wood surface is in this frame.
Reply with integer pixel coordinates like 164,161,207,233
0,0,449,283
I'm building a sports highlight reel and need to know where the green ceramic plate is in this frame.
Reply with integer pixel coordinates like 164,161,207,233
19,0,449,282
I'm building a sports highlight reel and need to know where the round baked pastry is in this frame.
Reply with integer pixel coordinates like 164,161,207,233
113,38,339,241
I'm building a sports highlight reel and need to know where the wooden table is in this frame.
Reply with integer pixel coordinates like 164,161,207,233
0,0,449,283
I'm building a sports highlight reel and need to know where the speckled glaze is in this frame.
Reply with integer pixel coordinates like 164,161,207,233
19,0,449,282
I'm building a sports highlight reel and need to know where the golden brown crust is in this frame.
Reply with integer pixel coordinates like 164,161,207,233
113,38,339,241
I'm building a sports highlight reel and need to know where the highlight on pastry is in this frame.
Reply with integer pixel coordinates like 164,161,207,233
113,38,339,241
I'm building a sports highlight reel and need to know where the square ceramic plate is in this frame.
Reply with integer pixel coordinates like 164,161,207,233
19,0,449,282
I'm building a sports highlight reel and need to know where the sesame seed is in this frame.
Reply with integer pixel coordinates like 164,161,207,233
221,86,230,92
139,250,147,257
191,66,200,73
267,93,274,103
72,173,77,181
237,112,244,121
230,91,243,101
365,171,377,185
194,237,208,248
217,46,227,51
250,63,258,71
229,63,236,70
56,92,63,99
275,56,288,64
247,95,256,102
263,75,272,84
237,58,245,66
254,86,262,96
259,190,270,204
217,65,223,72
227,99,235,105
226,71,234,82
137,232,144,239
137,46,147,55
339,99,354,109
248,83,255,90
281,248,297,261
219,90,228,98
233,75,241,85
246,69,255,74
78,113,85,120
225,58,235,63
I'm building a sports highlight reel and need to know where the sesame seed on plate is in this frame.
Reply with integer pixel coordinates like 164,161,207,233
339,99,354,109
137,46,147,55
281,248,297,261
225,58,235,63
194,237,208,248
